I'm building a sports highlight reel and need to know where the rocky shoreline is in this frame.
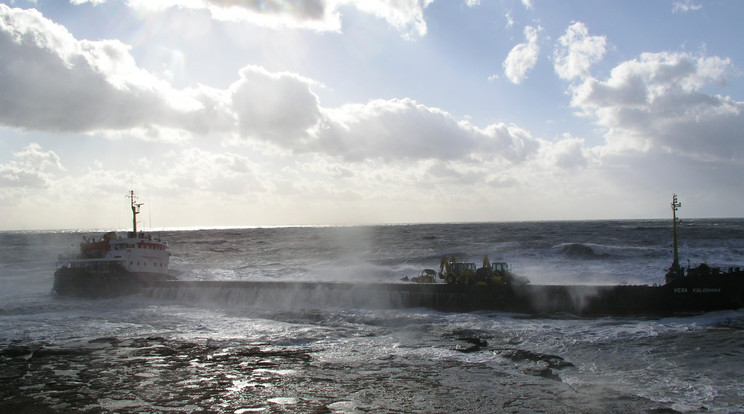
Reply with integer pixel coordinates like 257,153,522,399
0,336,683,413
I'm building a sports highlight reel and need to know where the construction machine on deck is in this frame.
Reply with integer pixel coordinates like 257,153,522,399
426,255,528,286
439,256,478,285
475,256,529,285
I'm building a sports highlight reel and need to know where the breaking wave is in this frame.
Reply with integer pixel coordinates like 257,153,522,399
557,243,610,260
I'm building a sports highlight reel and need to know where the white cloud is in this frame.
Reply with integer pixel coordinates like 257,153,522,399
124,0,433,39
230,65,322,145
503,25,540,84
0,4,209,135
569,51,742,159
504,11,514,29
160,147,265,197
538,135,592,170
128,0,339,32
351,0,434,40
69,0,108,5
0,143,63,188
98,126,194,143
553,22,606,81
0,5,539,166
477,123,540,163
672,0,702,13
314,99,540,163
316,99,474,161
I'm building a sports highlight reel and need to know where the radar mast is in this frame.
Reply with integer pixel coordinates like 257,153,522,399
129,190,143,234
666,194,683,283
671,194,681,266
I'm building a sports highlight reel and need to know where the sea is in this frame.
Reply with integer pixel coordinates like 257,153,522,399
1,219,744,413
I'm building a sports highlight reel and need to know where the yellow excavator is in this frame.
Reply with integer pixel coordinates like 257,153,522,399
438,256,478,285
475,256,509,285
477,255,530,285
434,255,528,286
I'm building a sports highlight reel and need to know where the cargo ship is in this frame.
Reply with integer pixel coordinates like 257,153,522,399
143,195,744,315
56,192,744,315
53,191,173,298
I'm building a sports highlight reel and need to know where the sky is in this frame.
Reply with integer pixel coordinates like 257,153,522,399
0,0,742,230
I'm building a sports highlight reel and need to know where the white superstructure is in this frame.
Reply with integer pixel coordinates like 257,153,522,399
56,190,170,276
58,231,170,275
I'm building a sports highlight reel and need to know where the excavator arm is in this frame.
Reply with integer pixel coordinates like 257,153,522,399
439,255,448,280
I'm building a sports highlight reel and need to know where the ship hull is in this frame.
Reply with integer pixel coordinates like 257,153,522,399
53,266,174,298
142,275,744,316
443,281,744,314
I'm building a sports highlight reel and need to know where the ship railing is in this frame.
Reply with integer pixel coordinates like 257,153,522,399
124,231,166,244
59,258,126,269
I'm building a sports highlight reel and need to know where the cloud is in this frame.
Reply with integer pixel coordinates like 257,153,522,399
161,147,265,197
569,51,743,159
128,0,337,31
224,76,543,164
0,4,211,135
351,0,434,40
503,25,540,84
538,135,592,170
69,0,108,4
313,99,540,163
230,65,322,145
553,22,607,81
123,0,433,39
672,0,702,13
316,99,474,161
504,11,515,29
0,143,63,188
0,5,538,166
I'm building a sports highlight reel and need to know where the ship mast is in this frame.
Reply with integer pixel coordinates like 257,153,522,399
666,194,683,283
671,194,681,266
129,190,143,234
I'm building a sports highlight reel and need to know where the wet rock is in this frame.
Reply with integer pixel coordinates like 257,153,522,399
646,408,684,414
0,338,316,413
524,366,562,381
453,336,488,353
0,338,689,413
88,336,120,346
498,349,574,370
